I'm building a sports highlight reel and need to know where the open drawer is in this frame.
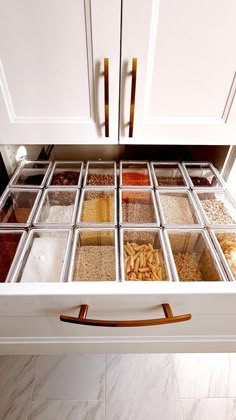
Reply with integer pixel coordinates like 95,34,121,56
1,282,236,354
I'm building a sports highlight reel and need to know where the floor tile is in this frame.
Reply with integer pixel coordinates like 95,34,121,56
106,397,183,420
0,355,38,420
182,398,236,420
28,400,105,420
173,353,236,398
32,355,105,401
106,354,183,420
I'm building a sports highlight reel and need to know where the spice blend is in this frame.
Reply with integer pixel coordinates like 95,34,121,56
122,172,150,186
0,233,22,282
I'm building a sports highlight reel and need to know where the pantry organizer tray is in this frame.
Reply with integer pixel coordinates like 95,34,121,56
1,159,236,283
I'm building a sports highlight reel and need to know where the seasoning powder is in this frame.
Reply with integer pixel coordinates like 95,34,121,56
20,238,66,282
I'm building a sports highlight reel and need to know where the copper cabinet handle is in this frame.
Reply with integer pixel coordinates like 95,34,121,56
104,58,109,137
129,58,138,138
60,303,191,327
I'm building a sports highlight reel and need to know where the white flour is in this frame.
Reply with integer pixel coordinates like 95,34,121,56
20,238,67,282
44,205,74,224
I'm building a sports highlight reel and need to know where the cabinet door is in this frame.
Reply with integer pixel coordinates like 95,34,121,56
0,0,121,144
120,0,236,144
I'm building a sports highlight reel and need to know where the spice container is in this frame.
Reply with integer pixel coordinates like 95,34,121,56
156,189,203,228
0,230,27,283
120,189,160,226
164,229,226,282
10,160,52,188
33,188,80,227
68,228,119,281
209,228,236,281
77,188,116,226
120,228,172,281
151,162,189,188
193,190,236,228
47,161,83,187
83,161,117,187
182,162,225,189
0,188,42,228
120,161,153,188
12,229,72,283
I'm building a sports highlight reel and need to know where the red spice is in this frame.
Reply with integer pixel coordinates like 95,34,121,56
122,191,151,204
122,172,150,186
0,233,22,282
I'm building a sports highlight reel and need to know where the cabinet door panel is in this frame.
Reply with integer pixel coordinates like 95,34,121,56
120,0,236,144
0,0,121,144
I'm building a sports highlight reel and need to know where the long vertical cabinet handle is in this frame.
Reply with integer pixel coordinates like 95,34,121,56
104,58,109,137
129,58,138,138
60,303,192,327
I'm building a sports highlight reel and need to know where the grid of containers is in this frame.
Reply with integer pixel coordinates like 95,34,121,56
0,159,236,283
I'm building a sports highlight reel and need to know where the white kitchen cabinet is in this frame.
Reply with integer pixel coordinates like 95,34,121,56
0,0,121,144
120,0,236,144
1,0,236,146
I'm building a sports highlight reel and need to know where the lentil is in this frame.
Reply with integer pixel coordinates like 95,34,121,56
87,174,114,186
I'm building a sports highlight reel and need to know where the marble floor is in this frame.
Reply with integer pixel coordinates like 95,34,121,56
0,354,236,420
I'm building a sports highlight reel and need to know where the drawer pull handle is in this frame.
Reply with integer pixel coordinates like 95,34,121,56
104,58,109,137
129,58,138,138
60,303,191,327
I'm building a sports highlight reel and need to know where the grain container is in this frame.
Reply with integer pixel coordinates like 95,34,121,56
69,228,119,282
164,228,226,282
47,161,83,187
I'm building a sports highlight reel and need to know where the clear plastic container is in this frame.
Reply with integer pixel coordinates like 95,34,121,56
10,160,52,188
120,228,172,281
164,229,226,282
83,161,117,187
193,190,236,228
69,228,119,281
209,228,236,282
47,161,83,187
12,229,72,283
120,161,153,188
156,189,203,228
120,189,160,226
77,188,116,226
0,188,42,228
33,188,80,227
182,162,225,189
0,230,27,283
151,162,189,188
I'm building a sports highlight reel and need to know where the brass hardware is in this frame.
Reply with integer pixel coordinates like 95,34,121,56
104,58,109,137
60,303,191,327
129,58,138,138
